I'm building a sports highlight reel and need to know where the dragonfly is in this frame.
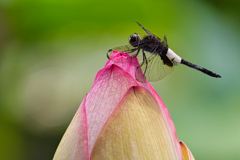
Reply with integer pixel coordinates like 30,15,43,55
107,21,221,82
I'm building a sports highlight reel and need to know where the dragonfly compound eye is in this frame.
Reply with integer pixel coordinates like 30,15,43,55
129,33,140,47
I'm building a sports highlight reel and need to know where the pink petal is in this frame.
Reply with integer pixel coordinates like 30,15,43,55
86,64,140,153
106,51,139,78
53,97,89,160
106,51,151,91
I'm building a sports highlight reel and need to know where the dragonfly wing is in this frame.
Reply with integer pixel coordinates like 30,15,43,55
135,21,154,36
107,44,139,58
172,61,178,66
162,35,168,48
107,41,150,58
135,52,174,82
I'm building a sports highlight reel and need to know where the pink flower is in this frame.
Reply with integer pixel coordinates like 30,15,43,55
53,51,194,160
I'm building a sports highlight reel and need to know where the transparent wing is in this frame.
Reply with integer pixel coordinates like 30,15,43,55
135,21,154,36
172,61,178,66
135,52,174,82
162,35,168,48
107,40,150,59
107,44,138,58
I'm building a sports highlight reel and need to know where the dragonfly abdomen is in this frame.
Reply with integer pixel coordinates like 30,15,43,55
181,59,221,78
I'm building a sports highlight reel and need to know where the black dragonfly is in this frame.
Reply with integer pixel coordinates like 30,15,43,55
107,21,221,82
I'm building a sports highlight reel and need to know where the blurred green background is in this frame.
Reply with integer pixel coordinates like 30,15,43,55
0,0,239,159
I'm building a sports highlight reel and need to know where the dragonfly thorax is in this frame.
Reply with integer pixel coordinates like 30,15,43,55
141,36,167,54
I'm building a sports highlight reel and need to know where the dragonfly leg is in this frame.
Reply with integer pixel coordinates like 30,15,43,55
134,48,141,57
127,48,141,59
141,46,157,76
142,50,148,77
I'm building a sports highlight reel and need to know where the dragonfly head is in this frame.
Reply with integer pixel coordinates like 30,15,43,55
129,33,140,47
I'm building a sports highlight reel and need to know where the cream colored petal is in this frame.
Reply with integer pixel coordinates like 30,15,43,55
91,86,178,160
148,84,183,159
53,97,89,160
